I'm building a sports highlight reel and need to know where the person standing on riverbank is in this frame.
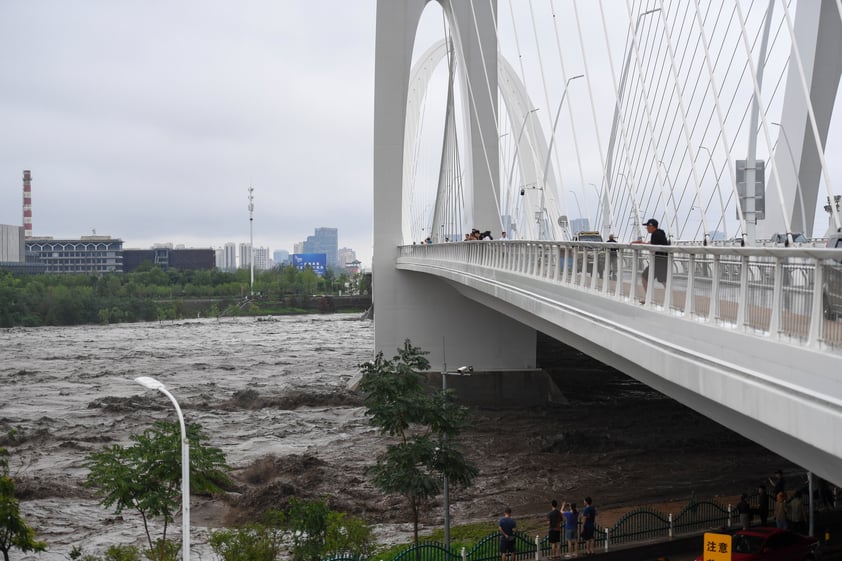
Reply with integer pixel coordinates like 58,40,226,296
499,507,517,561
756,485,770,525
547,500,562,558
774,492,788,529
737,493,751,530
562,502,579,558
581,497,596,556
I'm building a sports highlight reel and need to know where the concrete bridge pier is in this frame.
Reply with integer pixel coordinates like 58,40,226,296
373,0,536,370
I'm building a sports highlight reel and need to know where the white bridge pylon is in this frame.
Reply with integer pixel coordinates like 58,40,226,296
404,38,565,243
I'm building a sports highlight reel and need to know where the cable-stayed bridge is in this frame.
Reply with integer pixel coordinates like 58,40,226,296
373,1,842,487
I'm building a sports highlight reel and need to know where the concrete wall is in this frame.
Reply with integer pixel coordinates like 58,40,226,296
0,224,24,262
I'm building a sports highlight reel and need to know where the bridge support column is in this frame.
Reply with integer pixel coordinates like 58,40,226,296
762,0,842,237
373,0,535,369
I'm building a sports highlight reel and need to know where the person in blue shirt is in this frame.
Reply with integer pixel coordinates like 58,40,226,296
499,507,516,561
562,502,579,558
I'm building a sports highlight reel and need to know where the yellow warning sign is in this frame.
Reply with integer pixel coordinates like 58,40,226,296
702,532,732,561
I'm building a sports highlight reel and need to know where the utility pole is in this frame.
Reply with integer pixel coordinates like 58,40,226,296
248,186,254,297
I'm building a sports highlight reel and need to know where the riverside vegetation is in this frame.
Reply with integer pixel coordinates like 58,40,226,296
1,341,474,561
0,265,370,327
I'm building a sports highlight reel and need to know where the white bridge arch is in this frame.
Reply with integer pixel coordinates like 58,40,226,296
403,38,564,243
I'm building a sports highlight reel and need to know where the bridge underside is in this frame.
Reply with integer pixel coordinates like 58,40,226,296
397,258,842,489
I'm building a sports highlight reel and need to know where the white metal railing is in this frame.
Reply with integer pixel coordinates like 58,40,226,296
398,241,842,351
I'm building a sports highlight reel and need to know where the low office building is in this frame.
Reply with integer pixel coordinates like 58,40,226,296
25,236,123,274
123,247,215,272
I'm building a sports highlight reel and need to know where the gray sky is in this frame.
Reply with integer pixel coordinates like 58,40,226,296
0,2,376,264
2,2,840,268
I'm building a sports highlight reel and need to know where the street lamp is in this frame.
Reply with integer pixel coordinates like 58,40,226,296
602,8,661,231
134,376,190,561
541,74,584,239
439,362,473,552
569,190,584,229
695,148,727,240
588,183,602,234
506,108,541,197
617,172,643,240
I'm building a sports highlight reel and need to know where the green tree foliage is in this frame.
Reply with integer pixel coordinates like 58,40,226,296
208,524,284,561
0,447,47,561
208,499,372,561
0,266,368,328
85,422,231,559
68,544,142,561
358,341,478,545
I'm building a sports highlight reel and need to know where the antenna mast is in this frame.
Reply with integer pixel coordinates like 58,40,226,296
248,186,254,296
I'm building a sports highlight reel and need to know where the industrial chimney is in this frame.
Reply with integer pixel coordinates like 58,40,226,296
22,170,32,239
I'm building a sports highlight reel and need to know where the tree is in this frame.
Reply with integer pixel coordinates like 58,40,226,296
358,341,478,544
0,447,47,561
85,421,231,560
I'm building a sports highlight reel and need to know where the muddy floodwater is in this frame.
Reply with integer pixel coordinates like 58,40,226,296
1,315,791,561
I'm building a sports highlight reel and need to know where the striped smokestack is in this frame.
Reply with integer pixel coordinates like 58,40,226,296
23,170,32,239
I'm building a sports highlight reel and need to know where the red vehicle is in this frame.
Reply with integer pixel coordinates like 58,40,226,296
695,527,821,561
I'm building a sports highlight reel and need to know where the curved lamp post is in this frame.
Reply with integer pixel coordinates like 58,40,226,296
135,376,190,561
439,359,473,552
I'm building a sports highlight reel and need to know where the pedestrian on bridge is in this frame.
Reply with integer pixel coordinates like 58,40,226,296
640,218,669,303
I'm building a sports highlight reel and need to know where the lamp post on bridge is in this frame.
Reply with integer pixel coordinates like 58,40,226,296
506,108,541,197
602,7,661,237
617,172,644,241
696,147,728,241
541,74,584,240
569,190,584,232
588,183,605,236
658,160,678,239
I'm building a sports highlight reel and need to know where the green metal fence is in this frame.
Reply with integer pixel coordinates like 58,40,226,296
323,497,743,561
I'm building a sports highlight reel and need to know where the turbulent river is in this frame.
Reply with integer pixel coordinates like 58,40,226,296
1,314,793,561
1,315,378,561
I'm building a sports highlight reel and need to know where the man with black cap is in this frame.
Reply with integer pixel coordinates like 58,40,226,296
641,218,669,299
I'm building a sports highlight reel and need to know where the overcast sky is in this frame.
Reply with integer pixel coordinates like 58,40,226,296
1,2,839,268
0,2,377,264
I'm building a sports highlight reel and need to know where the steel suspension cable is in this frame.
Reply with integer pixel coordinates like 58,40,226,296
549,1,590,229
571,0,616,235
734,0,793,240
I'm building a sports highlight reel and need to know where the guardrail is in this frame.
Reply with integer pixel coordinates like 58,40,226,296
398,241,842,351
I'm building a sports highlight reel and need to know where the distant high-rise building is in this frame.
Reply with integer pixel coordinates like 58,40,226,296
238,243,251,269
253,247,270,270
218,242,237,271
302,227,338,270
293,241,305,254
338,247,357,269
273,249,290,266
